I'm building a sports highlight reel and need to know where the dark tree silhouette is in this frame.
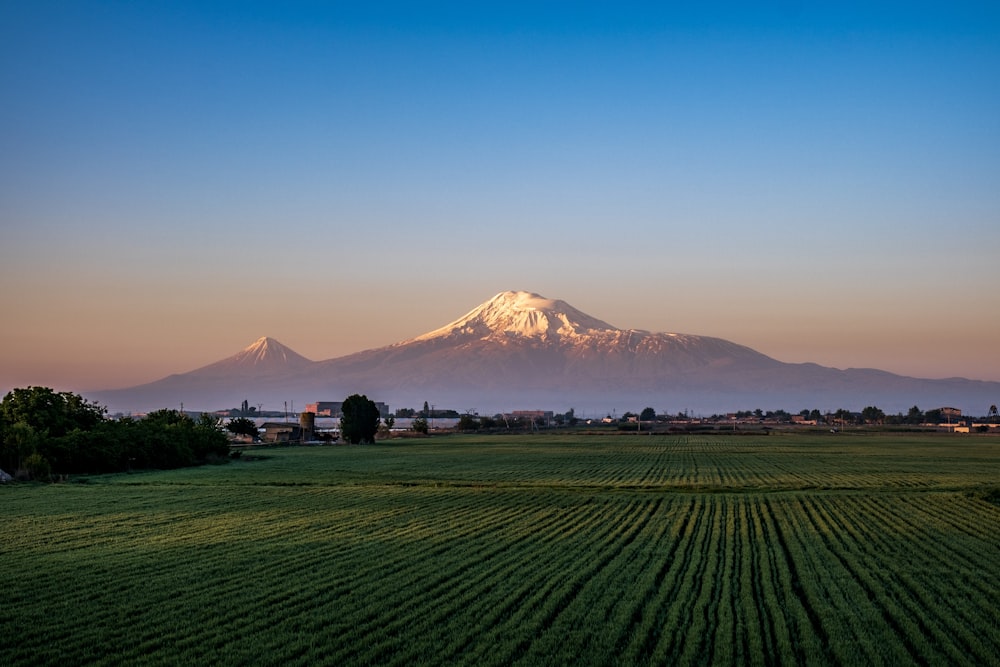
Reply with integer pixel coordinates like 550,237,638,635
340,394,380,444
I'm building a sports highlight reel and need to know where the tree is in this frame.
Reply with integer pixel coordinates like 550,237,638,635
1,386,104,439
907,406,924,425
861,406,885,424
457,414,480,431
411,417,428,434
340,394,380,444
1,421,41,474
640,407,656,422
226,417,259,440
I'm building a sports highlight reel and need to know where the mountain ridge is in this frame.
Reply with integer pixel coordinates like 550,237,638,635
87,291,1000,415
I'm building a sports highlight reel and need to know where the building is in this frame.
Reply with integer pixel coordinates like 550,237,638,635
259,422,303,443
306,401,390,418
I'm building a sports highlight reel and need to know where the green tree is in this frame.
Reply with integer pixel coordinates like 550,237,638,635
23,451,51,481
340,394,380,444
640,407,656,422
411,416,429,434
1,421,41,473
226,417,259,439
1,386,104,438
861,406,885,424
907,406,924,424
457,414,480,431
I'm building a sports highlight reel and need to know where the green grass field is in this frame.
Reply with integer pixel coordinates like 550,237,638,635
3,433,999,666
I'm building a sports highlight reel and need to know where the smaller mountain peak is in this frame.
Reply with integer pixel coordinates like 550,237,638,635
246,336,280,350
232,336,312,367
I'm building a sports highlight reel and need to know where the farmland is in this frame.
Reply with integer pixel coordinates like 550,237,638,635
2,433,999,666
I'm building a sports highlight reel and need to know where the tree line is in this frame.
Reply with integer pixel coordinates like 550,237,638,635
0,387,230,480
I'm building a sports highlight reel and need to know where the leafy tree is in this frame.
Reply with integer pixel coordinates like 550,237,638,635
1,386,104,438
226,417,259,439
23,451,51,481
640,407,656,422
907,406,924,425
457,414,480,431
861,406,885,424
0,421,41,473
0,387,230,478
833,408,855,425
924,408,943,424
340,394,380,444
384,415,395,430
411,417,429,434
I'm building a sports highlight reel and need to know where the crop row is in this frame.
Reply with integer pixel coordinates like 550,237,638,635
5,476,999,665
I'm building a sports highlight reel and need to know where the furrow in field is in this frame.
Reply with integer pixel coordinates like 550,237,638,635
642,496,716,664
716,497,750,665
689,494,728,665
783,495,877,665
761,497,834,666
847,495,1000,662
383,501,632,662
618,495,702,663
326,497,596,663
129,491,534,652
478,498,658,665
802,496,930,666
752,497,803,666
505,498,672,665
339,496,636,665
828,494,988,664
796,494,912,665
604,496,695,660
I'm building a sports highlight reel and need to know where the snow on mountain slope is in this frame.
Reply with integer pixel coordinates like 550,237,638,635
183,336,314,377
410,291,619,342
396,290,776,373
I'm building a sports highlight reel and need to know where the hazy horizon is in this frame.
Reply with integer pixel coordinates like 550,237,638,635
2,2,998,395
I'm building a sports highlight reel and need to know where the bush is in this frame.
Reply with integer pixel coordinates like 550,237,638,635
23,452,51,481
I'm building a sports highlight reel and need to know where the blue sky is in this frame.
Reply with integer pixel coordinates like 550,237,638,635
1,1,998,393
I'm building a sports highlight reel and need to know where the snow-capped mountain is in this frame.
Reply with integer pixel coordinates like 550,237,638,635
88,291,1000,415
410,291,619,342
193,336,313,377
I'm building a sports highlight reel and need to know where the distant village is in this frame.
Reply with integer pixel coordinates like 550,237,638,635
213,399,1000,444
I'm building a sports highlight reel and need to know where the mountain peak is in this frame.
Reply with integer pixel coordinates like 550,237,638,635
411,290,620,342
184,336,314,377
236,336,311,366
